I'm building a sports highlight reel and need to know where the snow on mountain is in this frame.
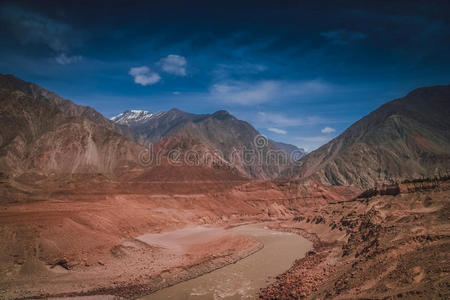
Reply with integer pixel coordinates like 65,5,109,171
110,110,165,125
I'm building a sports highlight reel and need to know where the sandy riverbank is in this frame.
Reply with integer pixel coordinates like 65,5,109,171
1,221,262,299
142,223,312,299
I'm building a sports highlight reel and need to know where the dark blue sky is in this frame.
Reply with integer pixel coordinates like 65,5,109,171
1,0,449,150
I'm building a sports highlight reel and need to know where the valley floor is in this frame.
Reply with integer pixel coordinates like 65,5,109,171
0,177,448,299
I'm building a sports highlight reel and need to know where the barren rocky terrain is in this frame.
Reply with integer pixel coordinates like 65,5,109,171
1,74,449,299
2,175,449,299
260,180,450,299
0,172,360,299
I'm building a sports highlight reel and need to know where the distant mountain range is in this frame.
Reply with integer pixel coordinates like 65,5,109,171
110,110,306,159
270,140,306,160
1,73,449,188
110,109,302,179
0,74,300,180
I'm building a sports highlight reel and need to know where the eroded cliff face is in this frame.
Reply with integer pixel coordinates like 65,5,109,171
294,85,450,189
260,180,450,299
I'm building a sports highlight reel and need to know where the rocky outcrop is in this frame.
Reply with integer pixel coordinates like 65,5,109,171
260,179,450,299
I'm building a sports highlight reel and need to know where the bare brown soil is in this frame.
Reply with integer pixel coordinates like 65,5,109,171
0,187,251,298
2,176,448,299
260,181,450,299
0,174,358,299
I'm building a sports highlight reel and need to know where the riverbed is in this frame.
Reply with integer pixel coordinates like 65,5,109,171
140,223,312,299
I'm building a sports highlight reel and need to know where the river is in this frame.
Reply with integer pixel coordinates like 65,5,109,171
141,223,312,300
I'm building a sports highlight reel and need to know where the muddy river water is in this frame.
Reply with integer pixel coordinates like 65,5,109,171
141,223,312,300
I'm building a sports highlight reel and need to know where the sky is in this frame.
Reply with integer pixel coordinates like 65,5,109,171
1,0,449,151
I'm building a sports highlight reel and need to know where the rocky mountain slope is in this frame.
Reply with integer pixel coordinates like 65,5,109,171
111,109,207,144
111,109,298,179
0,74,296,183
0,74,143,177
295,85,450,188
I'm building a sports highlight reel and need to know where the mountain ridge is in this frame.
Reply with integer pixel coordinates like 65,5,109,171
294,84,450,188
0,74,300,180
3,73,448,187
111,108,301,179
0,73,144,176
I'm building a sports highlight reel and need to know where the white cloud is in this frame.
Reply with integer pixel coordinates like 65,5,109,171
257,112,322,127
213,63,267,79
268,127,287,135
209,79,333,105
159,54,187,76
55,53,82,65
296,136,329,143
210,80,279,105
321,126,336,133
129,66,161,86
294,136,331,151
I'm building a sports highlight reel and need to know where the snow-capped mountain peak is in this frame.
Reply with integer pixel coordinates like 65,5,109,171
110,109,164,125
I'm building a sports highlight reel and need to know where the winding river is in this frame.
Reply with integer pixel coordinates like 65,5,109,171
141,223,312,300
